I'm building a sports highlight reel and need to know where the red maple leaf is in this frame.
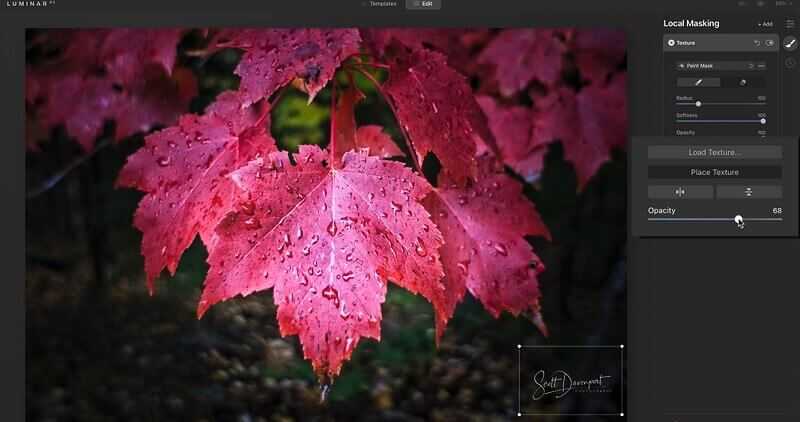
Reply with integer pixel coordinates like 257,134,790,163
360,29,493,76
26,72,119,151
478,71,626,187
477,95,547,182
25,29,195,151
356,125,404,159
213,29,360,106
199,146,446,383
535,72,627,187
113,66,198,142
478,29,566,96
585,72,628,150
570,29,627,84
99,28,184,85
332,82,404,163
384,48,497,183
423,156,550,338
116,91,277,291
361,28,462,56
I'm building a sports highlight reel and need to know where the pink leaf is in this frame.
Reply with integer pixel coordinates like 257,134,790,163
200,146,445,382
535,72,627,187
25,29,194,151
360,29,493,75
477,95,547,182
356,126,404,159
361,28,459,55
28,74,120,151
214,29,360,106
423,156,550,339
478,29,565,96
571,29,627,84
332,83,403,163
116,91,277,291
112,66,198,142
100,29,183,83
384,48,497,183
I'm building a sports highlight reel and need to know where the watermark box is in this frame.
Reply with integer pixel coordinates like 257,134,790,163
517,344,625,417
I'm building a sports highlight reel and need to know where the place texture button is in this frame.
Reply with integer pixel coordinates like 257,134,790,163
648,165,782,179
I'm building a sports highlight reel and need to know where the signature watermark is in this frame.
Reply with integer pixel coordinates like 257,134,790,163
531,369,613,400
517,344,624,417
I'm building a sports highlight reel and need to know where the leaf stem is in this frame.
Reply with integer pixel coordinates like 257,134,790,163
347,65,421,172
330,78,338,164
350,61,391,70
345,52,388,66
250,84,290,129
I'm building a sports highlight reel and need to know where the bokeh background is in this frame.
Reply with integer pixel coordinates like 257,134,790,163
26,29,627,421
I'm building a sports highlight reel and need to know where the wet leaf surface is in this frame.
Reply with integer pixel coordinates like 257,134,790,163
202,146,445,382
117,91,277,290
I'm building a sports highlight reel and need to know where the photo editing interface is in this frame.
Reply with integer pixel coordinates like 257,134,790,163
6,0,800,420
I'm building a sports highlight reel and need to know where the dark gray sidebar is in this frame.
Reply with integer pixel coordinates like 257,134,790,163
632,137,799,237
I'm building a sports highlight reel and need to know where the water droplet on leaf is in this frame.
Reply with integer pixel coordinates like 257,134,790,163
244,217,261,230
414,238,427,257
